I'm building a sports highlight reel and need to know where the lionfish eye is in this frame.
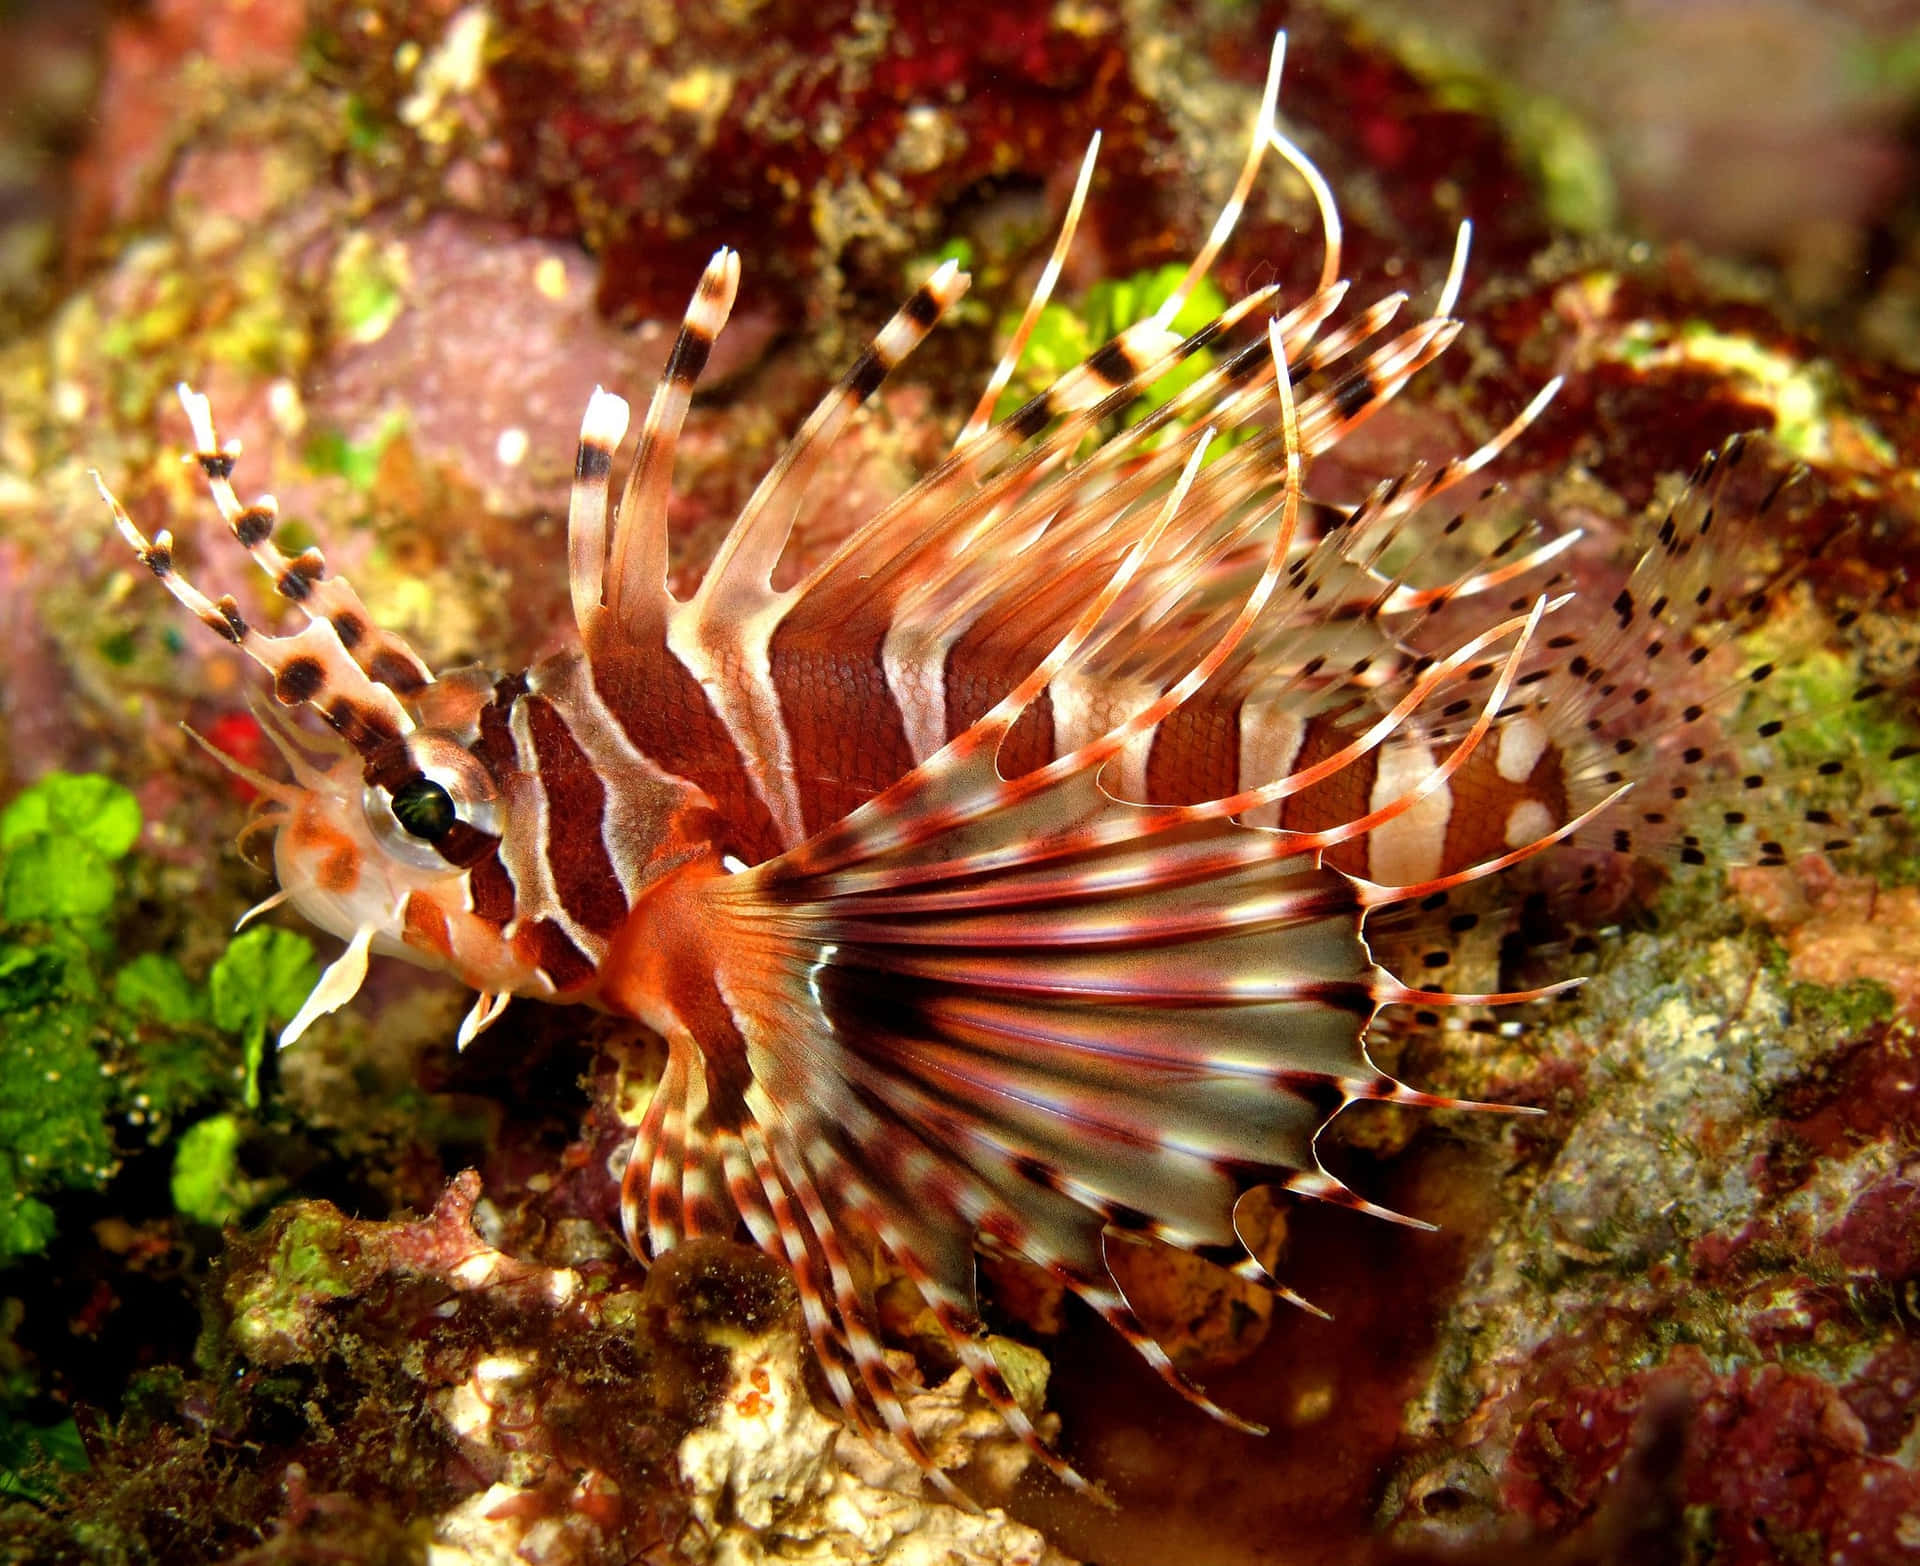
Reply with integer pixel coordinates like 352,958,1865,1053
391,777,457,841
360,732,502,870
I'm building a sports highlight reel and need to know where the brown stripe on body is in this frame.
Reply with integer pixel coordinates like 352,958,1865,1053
941,643,1054,777
523,695,631,936
588,629,784,862
517,917,597,992
1276,712,1379,876
474,674,527,778
940,606,1067,778
1439,725,1570,873
1144,698,1241,806
769,601,917,835
467,854,516,925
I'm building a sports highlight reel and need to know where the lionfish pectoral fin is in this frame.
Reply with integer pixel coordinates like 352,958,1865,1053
279,923,376,1049
1222,1213,1332,1321
679,685,1398,1482
1082,1256,1269,1434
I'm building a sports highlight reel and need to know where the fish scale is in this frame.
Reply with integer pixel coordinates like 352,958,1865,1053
96,32,1915,1506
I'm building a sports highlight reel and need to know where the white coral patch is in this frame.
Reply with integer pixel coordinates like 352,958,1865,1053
678,1328,837,1537
675,1329,1068,1566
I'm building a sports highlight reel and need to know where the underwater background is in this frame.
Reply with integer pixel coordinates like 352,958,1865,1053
1,1,1919,1561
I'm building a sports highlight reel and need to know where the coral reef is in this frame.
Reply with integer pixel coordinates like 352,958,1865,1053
0,1,1917,1562
5,1173,1064,1564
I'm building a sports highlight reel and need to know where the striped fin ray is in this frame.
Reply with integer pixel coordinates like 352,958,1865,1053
620,1036,692,1256
170,385,434,696
954,131,1104,451
618,1037,743,1255
601,247,741,636
694,259,973,614
1152,31,1292,332
94,466,415,760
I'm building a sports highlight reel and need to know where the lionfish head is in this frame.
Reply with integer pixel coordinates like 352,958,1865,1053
96,387,557,1049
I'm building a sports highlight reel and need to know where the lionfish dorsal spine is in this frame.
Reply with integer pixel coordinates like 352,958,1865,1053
598,246,742,638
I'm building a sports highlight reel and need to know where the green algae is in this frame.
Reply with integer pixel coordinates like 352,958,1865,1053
993,262,1236,445
1784,974,1896,1036
169,1112,249,1228
0,775,143,1261
328,232,410,346
208,926,319,1111
304,408,410,492
225,1206,359,1365
0,772,319,1263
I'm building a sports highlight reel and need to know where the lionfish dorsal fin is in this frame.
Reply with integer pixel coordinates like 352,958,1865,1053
1152,30,1289,333
690,257,973,622
568,386,631,634
594,247,742,639
954,129,1104,451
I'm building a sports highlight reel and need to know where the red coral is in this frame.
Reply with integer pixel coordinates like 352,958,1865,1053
1506,1354,1920,1564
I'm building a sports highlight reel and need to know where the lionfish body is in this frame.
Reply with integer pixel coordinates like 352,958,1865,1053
100,39,1851,1497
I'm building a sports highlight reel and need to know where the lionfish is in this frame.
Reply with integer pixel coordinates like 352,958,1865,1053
97,36,1892,1501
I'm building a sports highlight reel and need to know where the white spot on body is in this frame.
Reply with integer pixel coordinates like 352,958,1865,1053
1367,738,1450,887
494,426,529,467
1496,714,1550,785
881,625,949,763
1504,798,1556,849
1048,671,1155,797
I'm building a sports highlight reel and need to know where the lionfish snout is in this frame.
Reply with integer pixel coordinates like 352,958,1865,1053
95,389,565,1051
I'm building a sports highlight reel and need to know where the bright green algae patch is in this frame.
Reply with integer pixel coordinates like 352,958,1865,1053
210,926,319,1112
0,774,143,1261
0,771,324,1500
0,772,318,1263
992,263,1240,447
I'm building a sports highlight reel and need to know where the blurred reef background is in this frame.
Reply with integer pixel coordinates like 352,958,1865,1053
1,1,1919,1562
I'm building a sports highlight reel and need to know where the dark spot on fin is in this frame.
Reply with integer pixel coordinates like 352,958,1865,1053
275,656,325,704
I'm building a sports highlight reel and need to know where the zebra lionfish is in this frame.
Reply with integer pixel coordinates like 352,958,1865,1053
98,36,1877,1501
